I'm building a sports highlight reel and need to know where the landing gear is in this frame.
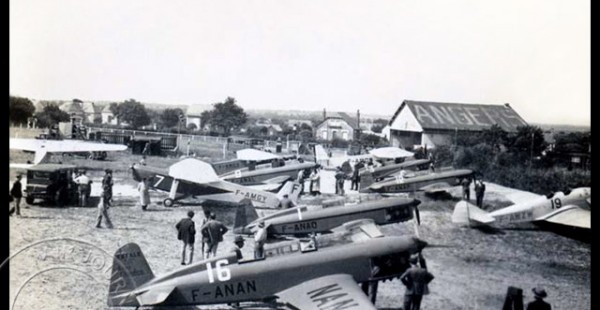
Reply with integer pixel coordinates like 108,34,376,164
163,198,175,207
25,197,34,205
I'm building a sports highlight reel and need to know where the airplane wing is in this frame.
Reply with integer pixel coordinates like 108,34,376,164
537,205,591,229
237,148,280,161
10,138,127,153
369,147,414,159
168,158,221,183
10,138,127,164
329,219,385,242
262,175,292,185
419,182,453,194
135,286,176,306
276,274,376,310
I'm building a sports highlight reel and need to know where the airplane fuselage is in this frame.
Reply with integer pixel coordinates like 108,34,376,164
237,198,419,235
131,165,279,207
110,236,425,307
361,159,431,180
362,169,473,193
490,187,591,225
222,162,316,185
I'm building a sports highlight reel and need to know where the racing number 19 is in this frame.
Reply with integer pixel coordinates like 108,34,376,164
206,259,231,283
550,198,562,209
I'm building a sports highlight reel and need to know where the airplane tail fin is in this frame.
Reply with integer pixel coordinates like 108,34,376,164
234,199,260,234
276,181,302,204
451,200,495,226
359,170,375,191
108,243,155,307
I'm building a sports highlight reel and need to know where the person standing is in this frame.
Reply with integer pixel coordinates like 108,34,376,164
200,209,212,259
176,211,196,265
229,235,245,260
201,213,229,258
475,180,486,208
254,221,267,259
400,254,435,310
351,162,361,191
10,175,23,216
278,194,296,209
74,171,90,207
95,190,114,229
461,177,471,201
102,169,114,205
310,169,321,196
137,178,150,210
526,287,551,310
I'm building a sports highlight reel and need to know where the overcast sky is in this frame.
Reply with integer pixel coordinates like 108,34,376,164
10,0,589,125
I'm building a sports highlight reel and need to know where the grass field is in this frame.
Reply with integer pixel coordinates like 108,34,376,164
8,127,591,310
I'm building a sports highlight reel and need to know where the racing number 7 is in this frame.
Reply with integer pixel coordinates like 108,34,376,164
206,259,231,283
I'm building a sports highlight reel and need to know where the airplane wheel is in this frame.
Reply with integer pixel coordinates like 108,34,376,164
25,197,34,205
163,198,175,207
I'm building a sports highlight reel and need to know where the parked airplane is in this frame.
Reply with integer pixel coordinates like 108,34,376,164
233,197,421,237
10,138,127,168
359,168,474,194
452,187,591,230
131,158,301,208
212,149,317,186
107,234,428,309
360,159,431,181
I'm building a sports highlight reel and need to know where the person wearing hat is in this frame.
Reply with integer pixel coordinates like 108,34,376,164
278,194,296,210
527,287,551,310
10,175,23,217
229,235,245,260
176,211,196,265
400,253,435,310
102,169,114,206
254,221,268,259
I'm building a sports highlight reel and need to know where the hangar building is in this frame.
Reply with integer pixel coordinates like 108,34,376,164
388,100,528,148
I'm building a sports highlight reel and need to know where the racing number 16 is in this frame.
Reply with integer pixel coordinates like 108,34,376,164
550,198,562,209
206,259,231,283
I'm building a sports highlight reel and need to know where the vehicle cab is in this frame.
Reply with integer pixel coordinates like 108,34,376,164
24,164,78,205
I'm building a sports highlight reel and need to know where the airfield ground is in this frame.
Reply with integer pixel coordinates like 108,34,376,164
8,147,590,309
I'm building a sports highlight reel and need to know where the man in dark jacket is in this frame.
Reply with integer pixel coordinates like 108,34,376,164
10,175,23,216
201,213,229,258
400,254,435,310
176,211,196,265
527,287,551,310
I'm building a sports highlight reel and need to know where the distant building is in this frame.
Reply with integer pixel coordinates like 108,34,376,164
101,104,118,125
314,112,359,141
388,100,528,148
59,100,86,124
186,104,212,130
287,119,313,128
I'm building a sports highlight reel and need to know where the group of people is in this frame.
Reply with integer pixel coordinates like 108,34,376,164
175,209,269,266
461,177,487,208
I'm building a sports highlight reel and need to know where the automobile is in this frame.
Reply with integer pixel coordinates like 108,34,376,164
24,164,79,205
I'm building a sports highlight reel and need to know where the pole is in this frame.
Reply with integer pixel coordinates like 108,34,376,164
529,132,534,170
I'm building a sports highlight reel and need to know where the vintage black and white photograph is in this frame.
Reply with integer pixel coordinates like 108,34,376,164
8,1,590,309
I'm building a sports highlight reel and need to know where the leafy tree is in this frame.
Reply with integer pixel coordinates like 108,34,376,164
34,105,70,128
9,96,35,125
299,123,313,132
508,126,547,166
112,99,151,129
480,124,509,151
203,97,248,136
160,108,185,128
187,123,198,130
371,118,388,133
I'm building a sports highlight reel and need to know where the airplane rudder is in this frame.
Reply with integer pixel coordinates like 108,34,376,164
234,199,258,232
108,243,154,306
